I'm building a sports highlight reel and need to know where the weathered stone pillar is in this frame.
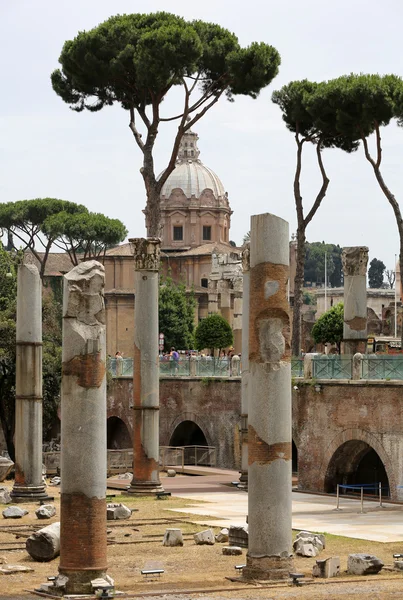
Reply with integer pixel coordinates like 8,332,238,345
128,239,163,495
239,245,250,486
342,247,368,355
243,213,293,580
11,262,47,502
57,261,109,594
233,294,243,354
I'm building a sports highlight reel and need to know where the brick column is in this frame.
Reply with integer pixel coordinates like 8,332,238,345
243,213,293,580
57,261,110,594
239,245,250,486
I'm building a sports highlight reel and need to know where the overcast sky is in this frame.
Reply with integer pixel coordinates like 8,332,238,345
1,0,403,268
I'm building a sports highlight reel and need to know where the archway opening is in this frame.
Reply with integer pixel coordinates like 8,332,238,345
324,440,389,497
169,420,208,447
107,417,132,449
292,440,298,474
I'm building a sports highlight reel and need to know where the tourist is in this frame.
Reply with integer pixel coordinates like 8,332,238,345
115,351,124,376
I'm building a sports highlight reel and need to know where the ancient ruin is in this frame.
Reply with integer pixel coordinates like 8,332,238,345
53,261,110,594
342,246,369,355
128,238,164,495
11,261,47,502
239,244,250,485
243,213,293,580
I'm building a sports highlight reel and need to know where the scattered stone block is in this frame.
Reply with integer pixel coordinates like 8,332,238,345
0,488,11,504
0,564,34,574
347,554,383,575
26,522,60,562
194,529,215,545
163,528,183,547
35,504,56,520
167,469,176,477
117,472,132,480
49,476,61,486
106,503,132,520
312,556,340,578
294,541,318,557
295,530,326,549
215,528,229,543
222,546,242,556
228,525,248,548
0,457,13,482
2,506,28,519
0,557,7,564
394,560,403,571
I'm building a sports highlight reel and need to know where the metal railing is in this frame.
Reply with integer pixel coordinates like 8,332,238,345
108,357,241,378
43,449,133,477
159,445,216,471
291,357,304,377
361,355,403,380
312,356,352,380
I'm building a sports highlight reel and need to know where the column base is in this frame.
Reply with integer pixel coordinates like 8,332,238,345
11,484,48,503
238,470,248,487
243,554,293,581
126,480,164,495
38,570,113,596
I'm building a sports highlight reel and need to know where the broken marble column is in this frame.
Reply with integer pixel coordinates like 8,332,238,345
342,247,368,355
11,262,47,502
243,213,293,580
57,261,110,594
239,244,250,486
128,239,163,495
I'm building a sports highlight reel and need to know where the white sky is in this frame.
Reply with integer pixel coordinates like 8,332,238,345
1,0,402,268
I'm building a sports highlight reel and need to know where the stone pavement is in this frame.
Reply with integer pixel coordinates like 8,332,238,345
108,469,403,542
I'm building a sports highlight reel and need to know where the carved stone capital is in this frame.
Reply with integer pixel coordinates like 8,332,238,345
242,244,250,273
129,238,161,271
342,246,369,277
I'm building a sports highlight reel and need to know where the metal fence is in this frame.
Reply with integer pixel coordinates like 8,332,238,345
361,355,403,380
312,356,353,380
159,445,216,470
291,357,304,377
108,357,240,378
43,449,134,477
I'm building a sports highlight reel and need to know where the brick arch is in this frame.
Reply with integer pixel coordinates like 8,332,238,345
168,412,213,448
318,428,395,496
106,408,132,444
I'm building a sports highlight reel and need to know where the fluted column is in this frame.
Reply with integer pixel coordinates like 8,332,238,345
342,247,368,355
11,262,47,502
239,245,250,486
57,261,109,594
243,213,293,581
128,238,163,495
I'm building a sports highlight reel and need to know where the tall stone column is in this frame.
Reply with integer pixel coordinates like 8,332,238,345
243,213,293,581
239,245,250,485
11,262,47,502
342,247,368,355
128,238,163,495
57,261,109,594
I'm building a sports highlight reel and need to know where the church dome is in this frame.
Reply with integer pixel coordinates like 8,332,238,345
159,129,226,199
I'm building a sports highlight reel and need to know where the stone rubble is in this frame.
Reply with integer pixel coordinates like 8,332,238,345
0,487,12,504
106,502,132,520
49,476,61,486
0,457,14,482
347,553,384,575
312,556,340,578
26,522,60,562
167,469,176,477
194,529,215,545
163,528,183,547
2,506,28,519
215,528,229,543
0,564,34,574
222,546,242,556
35,504,57,519
228,525,248,548
293,531,325,556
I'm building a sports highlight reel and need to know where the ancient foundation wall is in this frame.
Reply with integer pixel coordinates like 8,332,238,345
107,377,242,470
293,380,403,501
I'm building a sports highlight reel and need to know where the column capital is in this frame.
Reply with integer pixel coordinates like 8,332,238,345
129,238,161,271
342,246,369,277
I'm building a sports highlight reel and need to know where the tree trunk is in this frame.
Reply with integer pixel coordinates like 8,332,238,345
145,182,162,239
292,227,306,357
372,165,403,345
